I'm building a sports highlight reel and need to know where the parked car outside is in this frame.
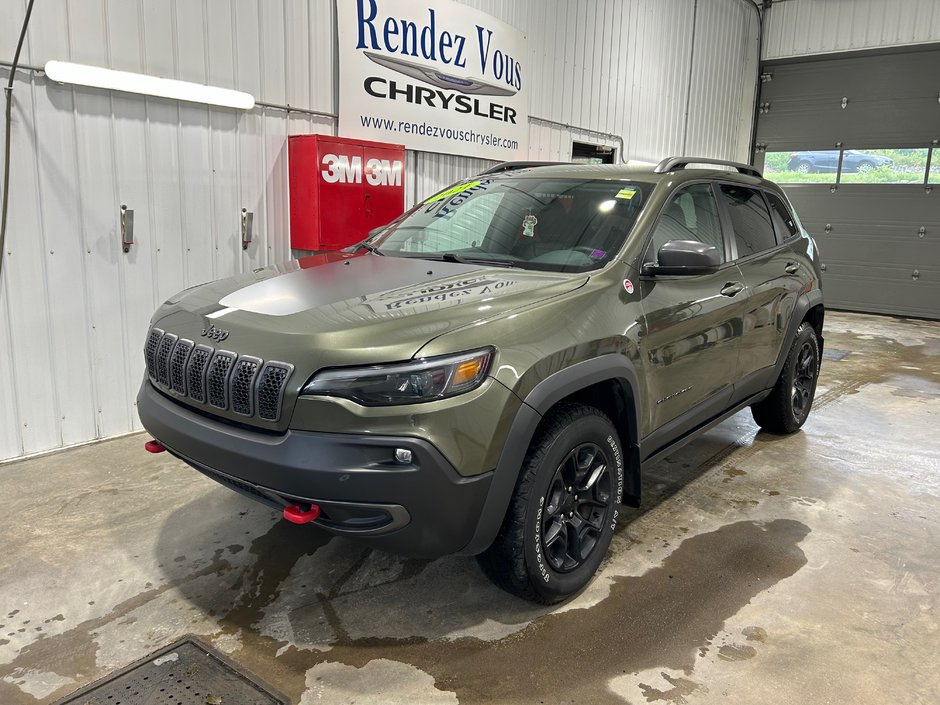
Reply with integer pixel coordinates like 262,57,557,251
139,158,825,603
787,149,894,173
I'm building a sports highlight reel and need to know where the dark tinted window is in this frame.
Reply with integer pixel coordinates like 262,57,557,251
647,183,724,264
718,185,778,257
765,192,799,240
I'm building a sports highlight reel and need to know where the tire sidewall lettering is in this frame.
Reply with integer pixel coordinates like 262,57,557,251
530,428,623,586
533,496,551,583
606,433,624,507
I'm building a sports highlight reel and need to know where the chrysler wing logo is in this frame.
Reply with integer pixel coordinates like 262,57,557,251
363,51,517,97
201,321,230,342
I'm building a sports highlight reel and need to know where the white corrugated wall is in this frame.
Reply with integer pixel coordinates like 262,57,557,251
0,0,759,462
763,0,940,60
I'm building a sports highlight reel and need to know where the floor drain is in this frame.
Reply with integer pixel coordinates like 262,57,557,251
52,636,287,705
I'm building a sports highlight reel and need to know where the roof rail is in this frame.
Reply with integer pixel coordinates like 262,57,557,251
477,160,568,175
653,156,762,178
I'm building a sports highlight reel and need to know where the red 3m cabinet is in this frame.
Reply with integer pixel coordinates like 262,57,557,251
288,134,406,251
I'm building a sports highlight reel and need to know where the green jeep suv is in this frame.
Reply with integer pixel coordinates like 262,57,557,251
139,157,824,603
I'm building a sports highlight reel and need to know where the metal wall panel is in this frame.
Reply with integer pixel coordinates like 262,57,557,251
0,0,758,461
687,0,761,160
763,0,940,60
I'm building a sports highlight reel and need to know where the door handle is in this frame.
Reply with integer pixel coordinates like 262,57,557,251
720,282,744,297
785,262,799,274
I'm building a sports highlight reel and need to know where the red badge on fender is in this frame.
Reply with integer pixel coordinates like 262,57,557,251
623,279,634,294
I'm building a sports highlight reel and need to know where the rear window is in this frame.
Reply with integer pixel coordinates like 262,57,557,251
765,192,799,240
718,185,778,257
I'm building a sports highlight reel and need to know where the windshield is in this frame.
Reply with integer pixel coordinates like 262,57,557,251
371,177,651,272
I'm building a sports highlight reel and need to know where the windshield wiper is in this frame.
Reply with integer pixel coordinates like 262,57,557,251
355,242,384,256
438,252,517,268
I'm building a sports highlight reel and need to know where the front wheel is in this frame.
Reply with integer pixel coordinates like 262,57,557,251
477,404,624,604
751,322,820,434
795,160,813,174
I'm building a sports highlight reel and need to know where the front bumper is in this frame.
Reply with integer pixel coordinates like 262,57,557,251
138,380,493,558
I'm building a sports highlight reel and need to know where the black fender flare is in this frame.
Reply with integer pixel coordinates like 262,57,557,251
774,288,825,377
460,354,642,555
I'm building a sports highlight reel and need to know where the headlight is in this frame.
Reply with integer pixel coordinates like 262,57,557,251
301,348,494,406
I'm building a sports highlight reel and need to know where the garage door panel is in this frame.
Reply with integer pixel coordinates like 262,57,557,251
759,99,938,150
818,235,938,269
784,187,937,238
822,265,938,319
757,49,940,149
761,53,939,104
785,185,938,318
758,32,940,332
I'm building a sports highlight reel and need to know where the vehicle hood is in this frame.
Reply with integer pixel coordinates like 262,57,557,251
152,251,589,368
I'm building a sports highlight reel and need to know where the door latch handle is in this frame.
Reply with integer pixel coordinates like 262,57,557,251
720,282,744,297
785,262,799,274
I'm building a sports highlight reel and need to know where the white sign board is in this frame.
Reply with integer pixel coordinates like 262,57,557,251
337,0,529,161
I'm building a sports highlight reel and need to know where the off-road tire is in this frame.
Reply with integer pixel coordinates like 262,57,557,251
751,322,820,434
477,403,624,604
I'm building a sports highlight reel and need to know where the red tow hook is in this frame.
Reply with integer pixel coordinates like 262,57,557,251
144,439,166,454
283,504,321,524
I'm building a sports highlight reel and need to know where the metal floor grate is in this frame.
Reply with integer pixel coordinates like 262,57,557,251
52,636,287,705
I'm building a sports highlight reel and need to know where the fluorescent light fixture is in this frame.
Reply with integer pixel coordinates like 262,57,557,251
44,60,255,110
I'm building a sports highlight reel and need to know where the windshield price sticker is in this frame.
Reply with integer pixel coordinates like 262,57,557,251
425,180,483,203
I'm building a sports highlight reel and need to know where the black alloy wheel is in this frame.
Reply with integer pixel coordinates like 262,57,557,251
477,403,623,604
791,340,817,422
541,442,612,573
751,321,821,434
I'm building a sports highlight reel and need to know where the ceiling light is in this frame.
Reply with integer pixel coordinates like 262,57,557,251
43,60,255,110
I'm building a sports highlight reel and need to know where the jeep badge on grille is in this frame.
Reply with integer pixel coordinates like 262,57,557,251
201,321,230,342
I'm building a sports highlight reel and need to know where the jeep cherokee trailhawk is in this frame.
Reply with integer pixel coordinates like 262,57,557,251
139,157,824,603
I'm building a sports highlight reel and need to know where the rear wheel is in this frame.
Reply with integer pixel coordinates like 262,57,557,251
795,160,813,174
751,322,820,434
477,403,624,604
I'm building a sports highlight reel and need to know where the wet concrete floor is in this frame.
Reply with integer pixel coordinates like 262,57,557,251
1,311,938,704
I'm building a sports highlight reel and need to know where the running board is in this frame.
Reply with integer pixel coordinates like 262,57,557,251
640,391,771,467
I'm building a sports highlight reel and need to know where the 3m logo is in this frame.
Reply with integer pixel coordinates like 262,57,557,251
321,153,403,186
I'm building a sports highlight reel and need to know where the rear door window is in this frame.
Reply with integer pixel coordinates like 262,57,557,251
717,185,778,258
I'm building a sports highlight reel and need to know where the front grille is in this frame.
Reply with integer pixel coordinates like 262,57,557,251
155,334,178,387
145,328,164,377
187,345,213,403
257,362,293,422
230,356,261,416
145,328,293,423
169,339,194,394
206,351,236,409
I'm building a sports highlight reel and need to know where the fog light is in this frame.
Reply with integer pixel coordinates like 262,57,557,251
394,448,413,464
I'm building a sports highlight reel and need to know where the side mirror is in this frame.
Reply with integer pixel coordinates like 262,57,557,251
644,240,721,275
